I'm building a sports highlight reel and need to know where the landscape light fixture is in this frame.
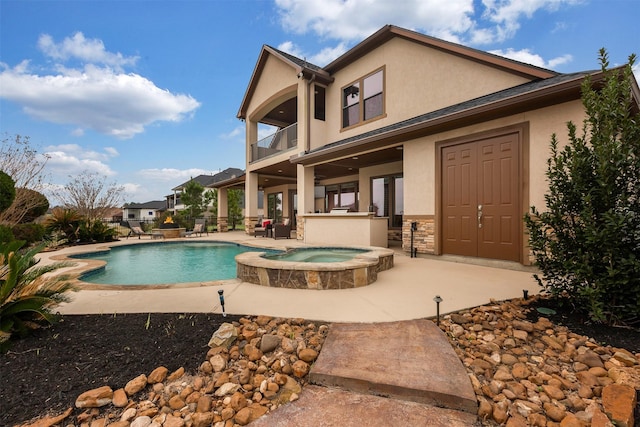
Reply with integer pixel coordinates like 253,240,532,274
218,289,226,317
433,295,443,326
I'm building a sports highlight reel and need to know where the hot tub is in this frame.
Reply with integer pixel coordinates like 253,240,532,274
235,246,394,289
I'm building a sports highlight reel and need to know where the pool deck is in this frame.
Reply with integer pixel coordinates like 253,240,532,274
39,232,539,425
41,231,540,323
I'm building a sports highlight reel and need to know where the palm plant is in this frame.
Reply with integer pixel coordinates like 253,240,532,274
44,207,82,244
0,240,76,348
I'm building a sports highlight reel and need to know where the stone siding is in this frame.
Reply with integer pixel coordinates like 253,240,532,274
402,217,435,255
236,250,394,290
216,217,228,233
245,216,259,236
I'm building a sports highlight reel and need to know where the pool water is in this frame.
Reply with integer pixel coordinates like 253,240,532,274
74,242,277,285
261,247,368,263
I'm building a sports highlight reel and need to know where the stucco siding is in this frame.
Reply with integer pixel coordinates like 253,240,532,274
318,37,532,150
246,56,297,121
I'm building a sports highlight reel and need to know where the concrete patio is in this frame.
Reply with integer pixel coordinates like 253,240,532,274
41,231,540,322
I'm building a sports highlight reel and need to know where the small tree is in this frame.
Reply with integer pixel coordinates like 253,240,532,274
180,179,214,219
228,189,244,230
53,170,124,228
0,135,50,226
525,50,640,324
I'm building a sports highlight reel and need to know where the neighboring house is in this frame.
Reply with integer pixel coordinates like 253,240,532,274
102,207,123,223
122,201,167,222
168,168,244,217
237,24,640,264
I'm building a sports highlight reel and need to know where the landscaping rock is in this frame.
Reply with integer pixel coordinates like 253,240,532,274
75,386,113,408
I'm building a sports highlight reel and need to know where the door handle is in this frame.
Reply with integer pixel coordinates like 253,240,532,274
477,205,483,228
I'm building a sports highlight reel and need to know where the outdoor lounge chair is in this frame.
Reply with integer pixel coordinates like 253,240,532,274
127,220,160,239
185,218,207,237
254,218,272,237
273,218,291,239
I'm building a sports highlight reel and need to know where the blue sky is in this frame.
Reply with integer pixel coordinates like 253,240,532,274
1,0,638,204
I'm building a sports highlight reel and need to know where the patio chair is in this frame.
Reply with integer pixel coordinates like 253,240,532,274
254,218,272,237
127,220,159,239
185,218,207,237
273,218,292,239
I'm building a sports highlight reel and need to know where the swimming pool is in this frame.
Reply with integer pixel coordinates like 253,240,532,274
73,242,278,285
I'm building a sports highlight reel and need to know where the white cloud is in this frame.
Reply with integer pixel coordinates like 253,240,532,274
274,0,582,67
480,0,583,43
490,48,572,69
0,34,201,139
41,144,120,184
45,150,115,177
278,41,349,67
275,0,475,43
38,32,138,71
137,168,212,182
220,126,244,139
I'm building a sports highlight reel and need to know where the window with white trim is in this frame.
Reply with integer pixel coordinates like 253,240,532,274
342,68,384,129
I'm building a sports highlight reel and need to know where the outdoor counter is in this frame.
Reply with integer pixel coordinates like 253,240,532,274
301,213,388,247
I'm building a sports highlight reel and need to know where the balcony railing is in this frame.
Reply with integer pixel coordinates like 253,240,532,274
251,123,297,162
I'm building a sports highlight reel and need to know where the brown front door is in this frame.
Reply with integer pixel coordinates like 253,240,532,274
441,133,520,262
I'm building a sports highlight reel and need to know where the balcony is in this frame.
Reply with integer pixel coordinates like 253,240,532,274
251,123,297,162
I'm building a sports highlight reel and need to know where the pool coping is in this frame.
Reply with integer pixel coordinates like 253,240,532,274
236,247,395,289
49,240,274,290
48,240,393,290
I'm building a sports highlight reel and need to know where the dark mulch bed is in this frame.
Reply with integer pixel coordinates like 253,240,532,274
524,296,640,354
0,313,241,427
1,300,639,427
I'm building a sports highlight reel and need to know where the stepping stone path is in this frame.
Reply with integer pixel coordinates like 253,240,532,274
20,298,639,427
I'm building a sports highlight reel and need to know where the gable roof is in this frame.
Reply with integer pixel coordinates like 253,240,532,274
238,25,559,120
123,200,166,210
237,45,332,120
171,168,245,191
324,25,558,79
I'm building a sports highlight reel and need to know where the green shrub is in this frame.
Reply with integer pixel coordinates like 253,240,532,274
77,220,117,243
0,241,76,348
0,171,15,213
525,50,640,325
0,225,14,243
15,189,49,223
11,223,45,245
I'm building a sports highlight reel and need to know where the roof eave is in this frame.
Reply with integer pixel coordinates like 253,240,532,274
324,25,557,80
291,72,597,166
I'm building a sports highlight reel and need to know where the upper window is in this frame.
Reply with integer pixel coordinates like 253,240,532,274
314,85,326,121
342,68,384,129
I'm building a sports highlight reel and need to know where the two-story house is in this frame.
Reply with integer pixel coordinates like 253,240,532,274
122,200,167,222
237,25,639,265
